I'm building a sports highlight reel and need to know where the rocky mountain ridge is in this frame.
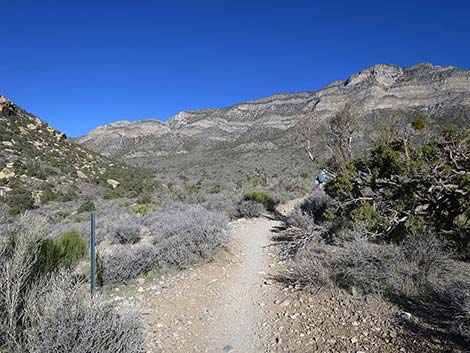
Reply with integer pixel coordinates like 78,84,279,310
76,62,470,165
0,96,150,211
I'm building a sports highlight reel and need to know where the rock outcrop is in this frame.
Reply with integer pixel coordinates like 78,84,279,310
0,96,144,203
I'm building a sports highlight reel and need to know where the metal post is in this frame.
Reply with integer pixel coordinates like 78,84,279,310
90,211,96,295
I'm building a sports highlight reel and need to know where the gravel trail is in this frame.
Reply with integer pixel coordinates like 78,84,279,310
118,216,281,353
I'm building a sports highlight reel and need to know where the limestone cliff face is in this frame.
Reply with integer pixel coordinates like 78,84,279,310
75,63,470,163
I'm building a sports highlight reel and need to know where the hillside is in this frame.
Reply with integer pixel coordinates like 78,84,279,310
0,96,150,213
76,63,470,188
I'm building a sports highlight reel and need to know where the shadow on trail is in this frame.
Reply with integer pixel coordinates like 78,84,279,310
386,290,470,352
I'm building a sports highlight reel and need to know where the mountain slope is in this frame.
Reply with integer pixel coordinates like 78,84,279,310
0,96,150,212
75,63,470,189
77,63,470,158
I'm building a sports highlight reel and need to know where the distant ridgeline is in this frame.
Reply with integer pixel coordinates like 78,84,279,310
74,63,470,187
0,95,153,215
2,62,470,213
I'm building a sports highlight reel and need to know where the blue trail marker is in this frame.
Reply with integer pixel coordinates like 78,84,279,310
90,211,96,295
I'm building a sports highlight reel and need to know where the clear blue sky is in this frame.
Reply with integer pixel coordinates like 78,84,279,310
1,0,469,137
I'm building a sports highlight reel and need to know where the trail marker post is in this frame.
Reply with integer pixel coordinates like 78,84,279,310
90,211,96,295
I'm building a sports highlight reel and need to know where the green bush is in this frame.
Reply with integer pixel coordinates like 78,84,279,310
137,192,153,205
322,126,469,255
36,238,63,274
77,200,96,214
58,229,87,268
40,188,57,203
411,118,426,130
6,188,35,213
243,190,278,212
35,229,87,274
369,143,406,178
130,204,150,215
60,190,78,202
350,202,388,233
8,206,22,217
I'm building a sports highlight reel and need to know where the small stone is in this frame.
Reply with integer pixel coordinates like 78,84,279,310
137,287,144,293
351,286,359,296
106,179,120,188
398,312,412,323
137,278,145,285
223,345,234,352
351,336,359,344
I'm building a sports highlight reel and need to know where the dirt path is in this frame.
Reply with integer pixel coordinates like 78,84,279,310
114,216,282,353
113,205,432,353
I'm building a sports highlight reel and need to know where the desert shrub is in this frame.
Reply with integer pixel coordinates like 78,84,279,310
130,204,150,215
59,190,79,202
102,243,158,284
323,126,469,253
137,192,153,205
47,221,94,244
108,219,142,245
289,232,451,296
203,194,238,219
298,188,332,223
149,203,228,268
411,117,426,130
286,207,320,236
0,204,10,224
40,188,58,203
7,206,23,217
5,188,36,214
0,214,44,349
24,272,145,353
35,229,87,275
237,200,265,218
36,238,63,275
57,230,87,268
50,210,69,223
77,201,96,214
243,190,278,212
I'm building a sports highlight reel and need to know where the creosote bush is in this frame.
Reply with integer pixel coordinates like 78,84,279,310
0,214,44,350
36,229,87,275
101,202,229,283
108,219,142,245
298,188,332,224
130,204,150,215
102,243,158,284
149,202,229,268
77,200,96,214
237,200,265,218
203,193,238,219
289,231,451,296
0,214,144,352
243,190,278,212
24,273,145,353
